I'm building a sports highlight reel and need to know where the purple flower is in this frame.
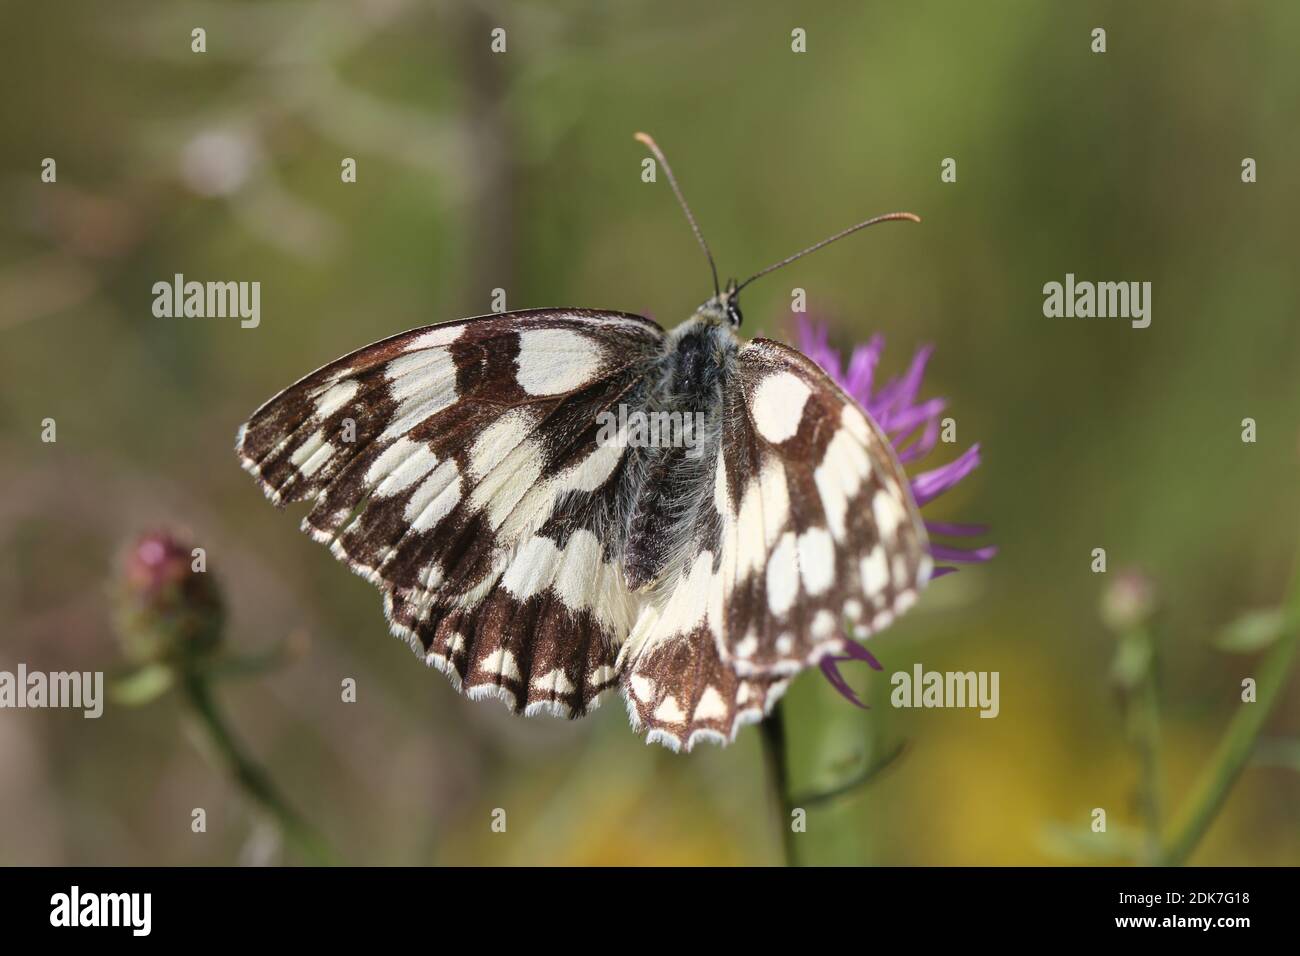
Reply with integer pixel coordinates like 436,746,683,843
795,316,995,707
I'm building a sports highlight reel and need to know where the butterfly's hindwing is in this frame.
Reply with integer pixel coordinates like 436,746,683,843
610,334,931,702
622,619,788,752
719,338,931,676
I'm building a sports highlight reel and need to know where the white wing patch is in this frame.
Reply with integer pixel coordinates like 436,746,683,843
468,407,541,480
765,532,799,616
405,459,461,531
814,427,870,541
315,380,360,418
479,647,522,681
797,527,836,596
515,328,605,395
381,348,460,441
404,324,465,350
693,686,727,721
750,370,811,443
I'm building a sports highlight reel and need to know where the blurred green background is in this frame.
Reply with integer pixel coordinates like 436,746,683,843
1,0,1297,865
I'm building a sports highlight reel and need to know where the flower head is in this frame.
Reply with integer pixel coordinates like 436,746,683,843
1101,569,1157,632
795,316,994,705
113,530,224,667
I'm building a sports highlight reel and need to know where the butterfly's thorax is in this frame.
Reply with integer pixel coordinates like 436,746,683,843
620,314,738,593
659,313,738,406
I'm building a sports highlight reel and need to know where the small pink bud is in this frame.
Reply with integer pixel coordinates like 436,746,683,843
114,530,224,666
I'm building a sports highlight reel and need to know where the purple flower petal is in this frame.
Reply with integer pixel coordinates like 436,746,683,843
884,396,946,443
925,521,990,537
895,414,944,464
892,344,935,414
845,336,884,402
912,444,982,507
820,656,867,708
929,542,998,563
837,638,884,670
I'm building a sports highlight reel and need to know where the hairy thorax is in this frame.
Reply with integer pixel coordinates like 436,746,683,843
622,315,738,592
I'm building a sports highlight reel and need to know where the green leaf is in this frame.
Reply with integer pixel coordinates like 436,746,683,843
1215,609,1290,653
112,664,174,706
790,738,909,807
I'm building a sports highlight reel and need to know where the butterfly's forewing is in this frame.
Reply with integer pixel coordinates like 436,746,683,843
719,337,931,676
237,309,666,715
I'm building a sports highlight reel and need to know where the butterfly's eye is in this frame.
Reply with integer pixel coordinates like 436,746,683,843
727,301,744,327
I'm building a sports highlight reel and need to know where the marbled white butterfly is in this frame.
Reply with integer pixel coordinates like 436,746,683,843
236,134,931,751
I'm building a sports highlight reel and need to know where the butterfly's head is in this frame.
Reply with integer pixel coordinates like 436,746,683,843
697,278,743,328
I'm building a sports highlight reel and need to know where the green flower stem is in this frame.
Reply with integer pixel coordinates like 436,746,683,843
1121,624,1163,863
1135,651,1164,862
181,672,338,865
761,665,897,865
205,641,296,681
759,702,798,866
1158,549,1300,866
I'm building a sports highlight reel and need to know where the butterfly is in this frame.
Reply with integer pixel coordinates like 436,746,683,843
236,134,932,751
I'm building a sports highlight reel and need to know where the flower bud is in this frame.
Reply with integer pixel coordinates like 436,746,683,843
113,531,224,666
1101,569,1157,632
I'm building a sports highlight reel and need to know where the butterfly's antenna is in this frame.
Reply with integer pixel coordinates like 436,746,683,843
736,211,921,292
635,132,720,299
